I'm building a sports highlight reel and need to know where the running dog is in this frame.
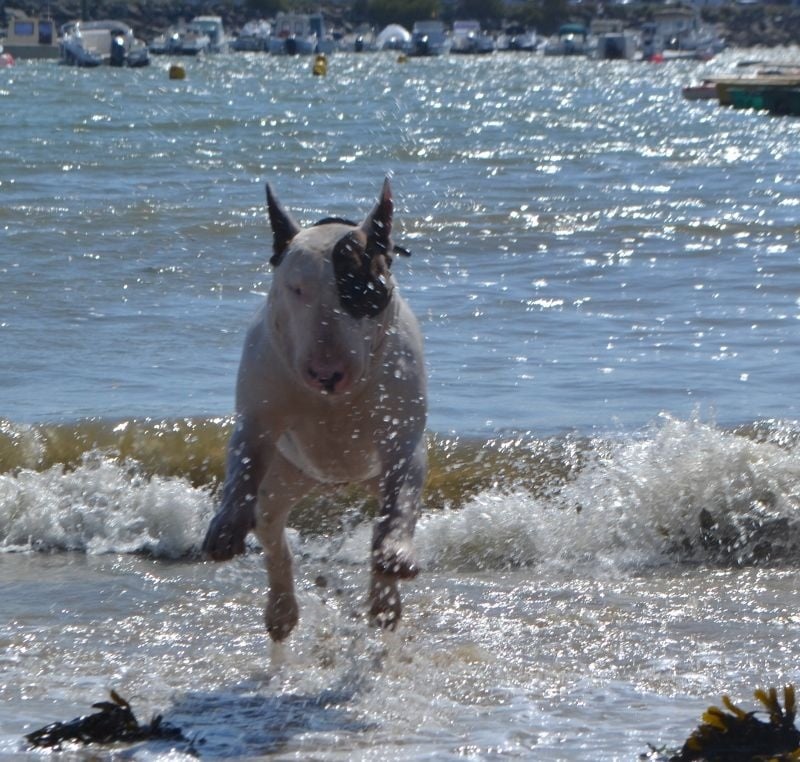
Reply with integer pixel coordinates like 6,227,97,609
202,179,427,641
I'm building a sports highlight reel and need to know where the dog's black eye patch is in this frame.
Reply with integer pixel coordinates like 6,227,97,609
332,231,392,320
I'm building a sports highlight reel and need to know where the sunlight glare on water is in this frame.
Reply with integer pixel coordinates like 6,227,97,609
2,59,797,398
3,52,800,432
3,49,800,760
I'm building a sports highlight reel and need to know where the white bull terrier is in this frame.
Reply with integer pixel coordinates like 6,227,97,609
202,179,427,641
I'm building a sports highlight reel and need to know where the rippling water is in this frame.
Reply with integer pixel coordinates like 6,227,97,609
2,50,800,759
4,50,800,432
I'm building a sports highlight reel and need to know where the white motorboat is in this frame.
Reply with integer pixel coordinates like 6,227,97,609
641,8,725,61
591,20,637,60
150,16,227,55
542,23,589,56
595,31,636,60
148,30,175,55
408,20,450,57
339,25,377,53
232,19,271,52
187,16,228,53
60,20,149,67
496,25,538,52
450,20,495,55
149,26,210,56
269,13,334,55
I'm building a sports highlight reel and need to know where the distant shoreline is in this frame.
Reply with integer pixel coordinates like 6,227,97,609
3,1,800,50
609,4,800,49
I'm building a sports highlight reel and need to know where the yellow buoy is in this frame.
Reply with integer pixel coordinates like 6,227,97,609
397,53,408,63
169,63,185,80
312,53,327,76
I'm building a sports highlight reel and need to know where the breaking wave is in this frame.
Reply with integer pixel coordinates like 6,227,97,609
1,416,799,569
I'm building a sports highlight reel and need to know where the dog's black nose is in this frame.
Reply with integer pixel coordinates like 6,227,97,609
307,367,345,394
321,371,343,393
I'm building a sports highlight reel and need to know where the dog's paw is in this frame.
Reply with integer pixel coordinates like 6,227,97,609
372,541,419,579
201,510,250,561
368,573,402,630
265,591,299,642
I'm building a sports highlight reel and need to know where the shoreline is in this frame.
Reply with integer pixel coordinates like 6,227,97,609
607,3,800,49
3,2,800,50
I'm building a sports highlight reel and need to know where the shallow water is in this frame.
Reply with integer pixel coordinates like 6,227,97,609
4,532,800,758
2,48,800,759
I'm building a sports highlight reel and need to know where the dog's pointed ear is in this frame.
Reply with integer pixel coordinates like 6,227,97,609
266,183,301,267
360,177,393,257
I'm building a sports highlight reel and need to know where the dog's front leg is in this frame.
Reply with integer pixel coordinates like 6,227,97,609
369,440,427,628
203,420,273,561
253,452,316,641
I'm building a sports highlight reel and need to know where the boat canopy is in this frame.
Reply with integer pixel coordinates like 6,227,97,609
376,24,411,47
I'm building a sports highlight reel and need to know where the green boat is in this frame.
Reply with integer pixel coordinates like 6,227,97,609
761,87,800,116
712,75,800,106
721,82,800,116
728,87,767,110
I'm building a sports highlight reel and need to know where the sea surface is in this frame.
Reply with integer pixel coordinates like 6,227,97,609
2,48,800,759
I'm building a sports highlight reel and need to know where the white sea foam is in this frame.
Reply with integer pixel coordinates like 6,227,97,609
415,417,800,572
2,418,799,571
0,452,214,557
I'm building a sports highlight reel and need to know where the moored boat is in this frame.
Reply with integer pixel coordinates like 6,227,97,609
149,27,209,56
723,82,800,115
542,24,589,56
451,20,495,55
339,25,377,52
641,7,724,61
682,80,718,100
150,16,227,55
232,19,271,52
496,25,538,52
761,87,800,116
187,16,228,53
269,12,333,55
408,20,450,57
376,23,411,51
711,75,800,106
591,20,636,60
2,8,59,59
728,87,767,110
60,20,149,67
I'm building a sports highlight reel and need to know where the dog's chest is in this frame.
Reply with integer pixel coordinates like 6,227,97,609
276,417,382,484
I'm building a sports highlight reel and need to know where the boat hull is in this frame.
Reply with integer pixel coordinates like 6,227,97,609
682,84,717,100
761,87,800,116
269,36,317,55
2,43,60,59
712,76,800,107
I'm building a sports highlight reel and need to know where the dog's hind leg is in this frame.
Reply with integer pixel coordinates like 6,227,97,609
369,440,427,628
253,452,316,642
203,420,273,561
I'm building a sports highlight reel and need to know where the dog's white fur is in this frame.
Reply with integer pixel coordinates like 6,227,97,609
202,179,427,640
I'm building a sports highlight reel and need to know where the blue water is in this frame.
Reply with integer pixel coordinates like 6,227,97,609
3,49,800,760
3,51,800,435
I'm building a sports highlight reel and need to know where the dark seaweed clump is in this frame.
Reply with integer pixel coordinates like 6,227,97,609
643,685,800,761
25,690,194,752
